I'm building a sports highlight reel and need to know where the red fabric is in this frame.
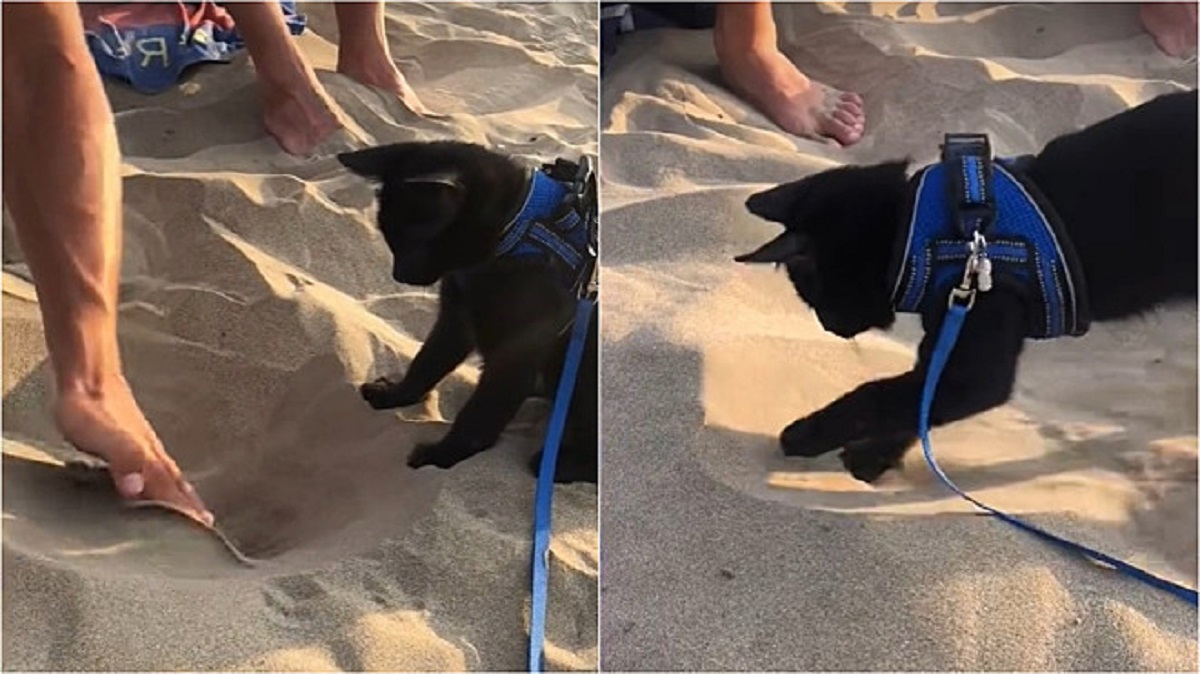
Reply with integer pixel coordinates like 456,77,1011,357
78,2,235,33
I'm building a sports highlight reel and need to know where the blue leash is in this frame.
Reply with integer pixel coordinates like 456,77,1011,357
529,297,595,672
920,301,1199,606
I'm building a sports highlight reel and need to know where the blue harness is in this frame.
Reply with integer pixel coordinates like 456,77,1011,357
510,156,598,671
890,135,1089,339
910,134,1197,606
495,159,598,300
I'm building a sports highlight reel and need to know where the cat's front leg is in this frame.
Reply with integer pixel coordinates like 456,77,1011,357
407,318,560,471
407,352,542,470
362,292,474,410
780,293,1027,459
779,372,923,457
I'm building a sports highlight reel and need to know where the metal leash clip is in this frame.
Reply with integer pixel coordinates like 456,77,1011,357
950,231,993,310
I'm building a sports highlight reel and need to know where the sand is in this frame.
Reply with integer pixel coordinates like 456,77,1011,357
600,2,1197,671
2,2,597,671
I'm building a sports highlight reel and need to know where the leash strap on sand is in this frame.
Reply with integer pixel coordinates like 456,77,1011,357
920,302,1199,606
529,297,595,672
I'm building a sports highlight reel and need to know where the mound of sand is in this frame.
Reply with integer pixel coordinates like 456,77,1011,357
3,3,597,670
600,3,1197,671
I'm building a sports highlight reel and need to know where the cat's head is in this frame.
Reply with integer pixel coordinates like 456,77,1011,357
338,141,528,286
735,160,910,338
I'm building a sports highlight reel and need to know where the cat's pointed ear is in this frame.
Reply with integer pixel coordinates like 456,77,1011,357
734,231,812,265
745,180,810,225
337,146,406,179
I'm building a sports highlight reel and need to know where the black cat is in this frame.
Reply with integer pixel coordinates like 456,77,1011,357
736,90,1197,483
338,141,598,484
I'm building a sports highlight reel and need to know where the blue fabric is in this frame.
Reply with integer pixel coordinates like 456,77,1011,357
920,304,1198,606
496,169,595,297
84,1,306,94
529,298,595,672
891,159,1088,339
515,162,596,669
906,137,1192,606
963,155,985,203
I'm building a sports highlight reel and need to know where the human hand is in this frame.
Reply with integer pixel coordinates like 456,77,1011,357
53,374,214,527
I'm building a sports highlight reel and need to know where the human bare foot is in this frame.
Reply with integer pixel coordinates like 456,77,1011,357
258,71,344,156
223,2,345,155
332,1,431,116
719,45,865,146
337,48,431,116
1140,2,1198,58
54,374,213,526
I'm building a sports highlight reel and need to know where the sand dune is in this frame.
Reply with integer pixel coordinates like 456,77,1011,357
600,3,1196,670
3,2,597,670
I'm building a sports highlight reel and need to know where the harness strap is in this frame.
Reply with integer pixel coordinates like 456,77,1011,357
495,157,598,301
942,133,996,239
495,168,539,254
555,155,599,298
920,305,1199,606
528,298,595,672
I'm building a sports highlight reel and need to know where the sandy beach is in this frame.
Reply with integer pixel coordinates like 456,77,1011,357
3,2,597,670
599,2,1197,670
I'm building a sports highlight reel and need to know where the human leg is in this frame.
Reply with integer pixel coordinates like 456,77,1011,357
713,2,865,145
2,2,212,523
224,1,342,155
334,1,429,114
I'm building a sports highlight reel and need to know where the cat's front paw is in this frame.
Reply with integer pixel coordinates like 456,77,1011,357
779,416,837,457
407,439,480,471
839,447,898,483
839,436,910,483
360,377,424,410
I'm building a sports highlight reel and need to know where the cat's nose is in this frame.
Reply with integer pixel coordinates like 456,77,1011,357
392,260,406,282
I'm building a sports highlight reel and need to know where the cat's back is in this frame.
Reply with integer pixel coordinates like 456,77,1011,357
1026,90,1197,318
1038,89,1194,151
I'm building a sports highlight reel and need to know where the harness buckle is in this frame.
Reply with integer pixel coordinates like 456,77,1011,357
571,155,595,198
568,155,599,296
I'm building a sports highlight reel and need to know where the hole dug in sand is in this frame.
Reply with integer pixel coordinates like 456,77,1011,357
193,357,446,566
3,355,448,579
